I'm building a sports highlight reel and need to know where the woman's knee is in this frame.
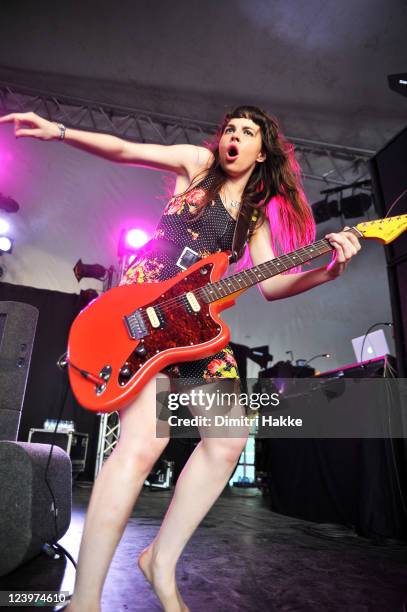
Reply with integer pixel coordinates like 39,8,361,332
201,436,248,464
116,435,170,472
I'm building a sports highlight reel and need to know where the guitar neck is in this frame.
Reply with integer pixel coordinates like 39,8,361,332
200,227,362,303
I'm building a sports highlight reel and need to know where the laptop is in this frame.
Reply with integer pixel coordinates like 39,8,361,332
351,328,390,363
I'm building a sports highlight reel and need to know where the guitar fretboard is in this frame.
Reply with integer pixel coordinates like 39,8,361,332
200,228,361,303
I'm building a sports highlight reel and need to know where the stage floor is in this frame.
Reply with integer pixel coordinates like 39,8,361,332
2,484,407,611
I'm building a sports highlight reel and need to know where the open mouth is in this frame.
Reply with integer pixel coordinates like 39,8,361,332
226,144,239,161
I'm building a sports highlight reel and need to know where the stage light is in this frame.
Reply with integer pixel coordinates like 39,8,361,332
340,194,371,218
311,199,339,224
312,191,372,224
126,229,148,249
0,193,19,213
78,288,99,309
0,236,13,254
118,227,150,257
73,259,107,282
0,219,10,234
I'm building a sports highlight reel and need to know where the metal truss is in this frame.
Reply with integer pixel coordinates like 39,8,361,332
0,82,375,186
293,138,374,187
94,411,120,478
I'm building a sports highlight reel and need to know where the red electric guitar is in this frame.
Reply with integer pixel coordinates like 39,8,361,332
67,215,407,413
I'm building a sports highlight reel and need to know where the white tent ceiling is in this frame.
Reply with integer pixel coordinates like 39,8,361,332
0,0,405,149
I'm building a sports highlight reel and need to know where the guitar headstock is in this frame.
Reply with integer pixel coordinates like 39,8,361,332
355,214,407,244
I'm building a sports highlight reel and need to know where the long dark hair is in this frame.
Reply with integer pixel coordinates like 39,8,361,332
173,105,315,271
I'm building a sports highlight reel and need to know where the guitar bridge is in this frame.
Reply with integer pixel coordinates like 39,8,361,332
124,308,148,339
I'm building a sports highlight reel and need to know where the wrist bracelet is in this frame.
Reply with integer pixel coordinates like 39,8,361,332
55,122,66,141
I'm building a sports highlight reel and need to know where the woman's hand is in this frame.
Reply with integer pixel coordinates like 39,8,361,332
0,111,60,141
325,226,362,279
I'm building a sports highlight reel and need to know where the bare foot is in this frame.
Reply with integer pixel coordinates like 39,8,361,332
138,546,189,612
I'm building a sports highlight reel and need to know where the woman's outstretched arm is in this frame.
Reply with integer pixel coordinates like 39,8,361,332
0,111,212,176
249,216,361,301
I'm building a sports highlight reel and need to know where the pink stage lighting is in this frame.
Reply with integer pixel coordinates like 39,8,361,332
0,236,13,253
118,227,150,257
126,229,149,249
0,219,10,234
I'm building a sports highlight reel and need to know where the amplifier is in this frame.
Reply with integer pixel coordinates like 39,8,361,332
27,429,88,473
0,441,71,576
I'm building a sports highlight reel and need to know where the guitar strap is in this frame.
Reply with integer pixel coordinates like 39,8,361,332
228,205,259,264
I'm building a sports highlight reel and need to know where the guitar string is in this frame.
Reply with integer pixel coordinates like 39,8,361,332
148,237,338,312
147,215,405,313
139,242,330,312
133,237,335,315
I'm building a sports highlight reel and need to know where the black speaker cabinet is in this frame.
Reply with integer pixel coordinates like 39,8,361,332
0,441,72,576
369,125,407,376
0,302,38,440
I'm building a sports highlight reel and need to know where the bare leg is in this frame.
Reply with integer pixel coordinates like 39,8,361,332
139,394,249,611
66,374,171,612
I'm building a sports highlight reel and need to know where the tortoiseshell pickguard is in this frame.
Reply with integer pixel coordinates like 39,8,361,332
118,262,221,385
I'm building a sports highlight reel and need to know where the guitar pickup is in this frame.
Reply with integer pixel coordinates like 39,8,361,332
146,306,160,328
146,305,166,329
124,309,148,339
183,291,201,314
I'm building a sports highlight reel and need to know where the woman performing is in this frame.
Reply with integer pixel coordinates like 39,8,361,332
0,106,361,612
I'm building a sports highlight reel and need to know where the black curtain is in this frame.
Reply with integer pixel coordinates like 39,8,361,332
260,437,407,540
0,282,99,481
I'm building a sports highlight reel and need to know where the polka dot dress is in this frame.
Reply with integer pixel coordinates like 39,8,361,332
120,174,241,383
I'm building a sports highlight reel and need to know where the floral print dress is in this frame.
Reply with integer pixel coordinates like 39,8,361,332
120,174,240,383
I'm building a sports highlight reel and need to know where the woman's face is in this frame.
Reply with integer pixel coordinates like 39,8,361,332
218,117,266,176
